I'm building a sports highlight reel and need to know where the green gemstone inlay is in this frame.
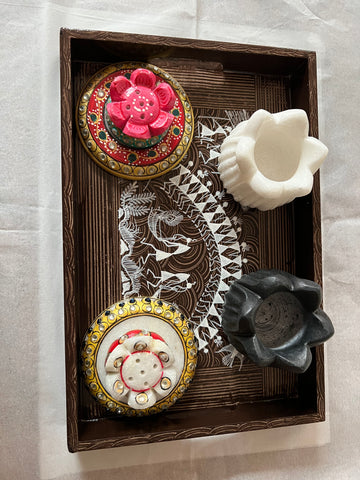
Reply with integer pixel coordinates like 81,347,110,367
148,150,157,158
124,72,131,79
128,153,137,163
173,127,180,135
90,113,97,122
99,131,107,140
172,109,180,117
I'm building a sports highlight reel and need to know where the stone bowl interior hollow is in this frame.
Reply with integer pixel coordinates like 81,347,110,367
254,126,302,182
254,292,305,349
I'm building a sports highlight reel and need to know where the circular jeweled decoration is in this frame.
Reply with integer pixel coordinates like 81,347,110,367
76,62,194,180
81,297,197,416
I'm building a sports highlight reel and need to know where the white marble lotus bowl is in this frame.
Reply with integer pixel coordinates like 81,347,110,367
218,109,328,211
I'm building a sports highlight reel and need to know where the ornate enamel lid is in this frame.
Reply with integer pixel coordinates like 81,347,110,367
81,297,197,416
76,62,194,180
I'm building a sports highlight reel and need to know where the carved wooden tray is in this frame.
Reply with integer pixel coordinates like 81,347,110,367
60,29,324,452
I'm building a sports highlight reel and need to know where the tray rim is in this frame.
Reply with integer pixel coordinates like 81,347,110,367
60,28,324,453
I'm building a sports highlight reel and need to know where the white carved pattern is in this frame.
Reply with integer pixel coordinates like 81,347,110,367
118,110,250,367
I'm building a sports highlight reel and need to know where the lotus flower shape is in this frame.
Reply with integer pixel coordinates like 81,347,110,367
106,68,176,142
222,270,334,373
103,329,179,410
218,109,328,210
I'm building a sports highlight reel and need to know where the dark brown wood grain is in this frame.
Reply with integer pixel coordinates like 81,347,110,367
60,29,79,453
307,52,325,421
61,29,325,452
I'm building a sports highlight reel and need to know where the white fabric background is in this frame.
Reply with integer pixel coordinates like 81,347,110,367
1,1,359,479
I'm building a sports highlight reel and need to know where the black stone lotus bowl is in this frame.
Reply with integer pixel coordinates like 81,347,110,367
221,270,334,373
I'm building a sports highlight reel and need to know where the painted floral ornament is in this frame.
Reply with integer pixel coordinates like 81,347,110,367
221,270,334,373
76,62,194,180
218,109,328,210
106,68,176,148
104,329,180,410
81,298,197,415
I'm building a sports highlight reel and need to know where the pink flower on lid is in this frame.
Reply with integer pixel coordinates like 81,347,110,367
106,68,176,140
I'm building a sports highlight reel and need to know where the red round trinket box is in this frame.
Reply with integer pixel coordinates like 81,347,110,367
76,62,194,180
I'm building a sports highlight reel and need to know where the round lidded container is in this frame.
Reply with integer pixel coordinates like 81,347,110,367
81,297,197,416
76,62,194,180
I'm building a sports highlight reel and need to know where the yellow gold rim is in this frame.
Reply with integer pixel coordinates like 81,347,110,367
81,297,197,416
76,62,194,180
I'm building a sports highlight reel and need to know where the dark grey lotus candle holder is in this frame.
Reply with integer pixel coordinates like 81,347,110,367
222,270,334,373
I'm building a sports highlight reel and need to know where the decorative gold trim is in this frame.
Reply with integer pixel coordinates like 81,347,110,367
76,63,194,180
81,297,197,416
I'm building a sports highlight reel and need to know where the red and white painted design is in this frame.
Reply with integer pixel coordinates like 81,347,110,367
103,329,178,409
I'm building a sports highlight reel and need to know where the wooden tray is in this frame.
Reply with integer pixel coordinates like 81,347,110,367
60,29,324,453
